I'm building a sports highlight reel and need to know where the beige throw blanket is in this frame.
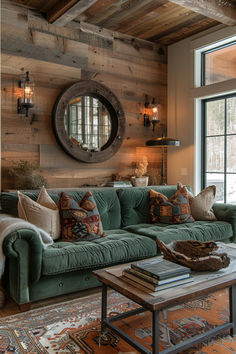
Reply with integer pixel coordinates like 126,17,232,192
0,214,54,278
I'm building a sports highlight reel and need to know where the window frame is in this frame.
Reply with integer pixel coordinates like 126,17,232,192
201,41,236,86
201,93,236,203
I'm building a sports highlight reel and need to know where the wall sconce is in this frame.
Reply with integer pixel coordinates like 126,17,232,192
18,71,34,117
143,95,160,132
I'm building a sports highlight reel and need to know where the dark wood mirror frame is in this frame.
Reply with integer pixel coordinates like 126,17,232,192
52,80,126,163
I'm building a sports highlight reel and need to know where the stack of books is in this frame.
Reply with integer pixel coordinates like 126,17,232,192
123,258,192,292
106,181,132,188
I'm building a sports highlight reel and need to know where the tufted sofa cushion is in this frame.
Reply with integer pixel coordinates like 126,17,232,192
118,186,186,227
124,220,233,244
0,188,121,230
41,230,157,275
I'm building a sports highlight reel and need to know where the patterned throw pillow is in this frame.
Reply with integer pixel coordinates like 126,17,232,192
58,191,105,242
150,187,194,224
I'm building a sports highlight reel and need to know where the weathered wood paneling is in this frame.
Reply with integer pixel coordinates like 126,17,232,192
11,0,221,45
1,0,167,190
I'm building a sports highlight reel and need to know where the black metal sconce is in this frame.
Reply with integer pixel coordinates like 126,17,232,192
143,95,160,132
18,71,34,117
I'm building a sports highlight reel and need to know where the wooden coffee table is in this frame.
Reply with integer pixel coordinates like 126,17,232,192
93,261,236,354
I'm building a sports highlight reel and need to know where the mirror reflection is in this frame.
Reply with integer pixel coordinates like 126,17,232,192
64,96,111,151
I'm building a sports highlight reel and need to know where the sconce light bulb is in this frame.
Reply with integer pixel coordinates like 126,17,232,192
18,71,35,117
152,107,158,113
25,86,31,94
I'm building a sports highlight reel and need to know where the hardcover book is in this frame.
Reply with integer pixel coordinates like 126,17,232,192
131,257,190,280
123,268,192,291
122,271,193,292
127,267,190,285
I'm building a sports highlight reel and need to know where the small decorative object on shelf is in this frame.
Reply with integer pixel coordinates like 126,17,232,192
108,173,132,187
156,239,230,271
106,181,132,188
130,156,149,187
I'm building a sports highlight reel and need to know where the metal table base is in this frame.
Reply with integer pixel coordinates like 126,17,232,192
101,283,236,354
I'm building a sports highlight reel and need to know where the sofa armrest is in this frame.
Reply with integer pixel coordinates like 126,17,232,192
213,203,236,243
3,228,43,284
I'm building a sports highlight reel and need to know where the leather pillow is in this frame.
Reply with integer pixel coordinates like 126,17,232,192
150,187,194,224
18,186,61,240
58,191,105,242
177,182,217,221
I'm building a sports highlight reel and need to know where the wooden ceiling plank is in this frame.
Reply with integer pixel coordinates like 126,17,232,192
83,3,120,26
169,0,236,25
78,0,119,21
117,4,171,37
97,0,157,29
114,1,167,32
141,10,201,40
47,0,99,26
40,0,60,13
77,0,138,26
122,2,184,37
158,18,219,45
149,14,215,42
127,5,192,38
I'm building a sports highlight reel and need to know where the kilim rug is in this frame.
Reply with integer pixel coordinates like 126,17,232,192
0,288,236,353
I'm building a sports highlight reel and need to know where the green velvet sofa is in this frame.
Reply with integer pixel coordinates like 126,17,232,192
1,185,236,306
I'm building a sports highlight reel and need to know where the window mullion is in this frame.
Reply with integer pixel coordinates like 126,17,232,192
201,100,206,189
224,98,227,203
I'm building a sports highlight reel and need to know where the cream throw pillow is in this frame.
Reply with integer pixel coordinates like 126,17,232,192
177,182,217,221
18,186,61,240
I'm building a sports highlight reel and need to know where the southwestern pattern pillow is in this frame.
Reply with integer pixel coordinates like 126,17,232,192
58,191,105,242
150,187,194,224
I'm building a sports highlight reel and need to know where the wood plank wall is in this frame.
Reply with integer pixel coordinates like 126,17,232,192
1,1,167,190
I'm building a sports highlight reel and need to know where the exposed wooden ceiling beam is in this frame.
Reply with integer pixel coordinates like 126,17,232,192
47,0,99,26
168,0,236,25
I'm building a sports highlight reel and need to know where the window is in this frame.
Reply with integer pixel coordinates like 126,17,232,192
202,94,236,203
64,96,111,150
201,41,236,86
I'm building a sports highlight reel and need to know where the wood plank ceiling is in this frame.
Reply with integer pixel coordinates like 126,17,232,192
11,0,236,45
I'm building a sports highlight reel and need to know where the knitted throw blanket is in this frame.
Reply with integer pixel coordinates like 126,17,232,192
0,214,54,278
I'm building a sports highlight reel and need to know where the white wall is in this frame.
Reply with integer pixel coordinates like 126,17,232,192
167,25,236,193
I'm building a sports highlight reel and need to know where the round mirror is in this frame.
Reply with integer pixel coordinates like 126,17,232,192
53,80,125,163
65,96,112,151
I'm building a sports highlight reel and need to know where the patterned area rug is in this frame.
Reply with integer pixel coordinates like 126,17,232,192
0,289,236,353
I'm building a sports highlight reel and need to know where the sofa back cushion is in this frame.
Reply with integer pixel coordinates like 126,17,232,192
118,186,192,227
0,188,121,231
